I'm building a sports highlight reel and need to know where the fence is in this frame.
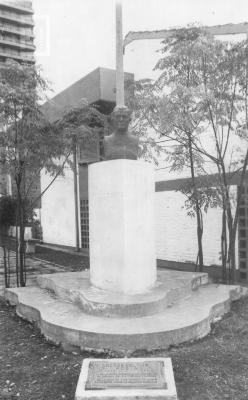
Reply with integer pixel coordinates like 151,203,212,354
0,233,26,288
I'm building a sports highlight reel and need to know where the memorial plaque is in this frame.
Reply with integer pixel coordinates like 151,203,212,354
85,360,167,390
75,358,178,400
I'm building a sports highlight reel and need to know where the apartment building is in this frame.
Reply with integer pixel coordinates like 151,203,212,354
0,0,35,64
0,2,40,208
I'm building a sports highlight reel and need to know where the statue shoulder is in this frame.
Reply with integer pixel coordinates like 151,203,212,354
129,132,139,145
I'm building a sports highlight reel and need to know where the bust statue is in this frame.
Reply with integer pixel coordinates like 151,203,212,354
103,105,139,160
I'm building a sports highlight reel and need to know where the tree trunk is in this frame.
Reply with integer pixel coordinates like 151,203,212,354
228,151,248,284
221,208,227,283
188,134,204,271
0,227,9,288
19,200,26,287
227,229,237,283
196,207,204,271
16,183,26,287
15,205,19,287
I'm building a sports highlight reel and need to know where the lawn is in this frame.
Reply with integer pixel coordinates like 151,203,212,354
0,296,248,400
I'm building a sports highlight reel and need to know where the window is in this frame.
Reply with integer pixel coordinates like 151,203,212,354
238,184,248,282
80,199,89,249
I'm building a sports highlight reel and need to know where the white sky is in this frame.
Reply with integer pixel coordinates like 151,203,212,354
32,0,248,96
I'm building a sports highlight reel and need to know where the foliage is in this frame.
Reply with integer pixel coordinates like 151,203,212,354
0,60,105,286
131,27,217,270
132,26,248,278
194,34,248,282
54,99,106,168
181,182,221,218
0,60,64,179
126,80,162,164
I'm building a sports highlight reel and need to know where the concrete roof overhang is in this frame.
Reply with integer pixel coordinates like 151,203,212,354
124,22,248,48
41,67,134,123
155,171,248,191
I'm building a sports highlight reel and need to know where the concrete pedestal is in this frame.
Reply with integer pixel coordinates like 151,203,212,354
89,160,156,294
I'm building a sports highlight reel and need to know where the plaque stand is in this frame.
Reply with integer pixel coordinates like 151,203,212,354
75,358,177,400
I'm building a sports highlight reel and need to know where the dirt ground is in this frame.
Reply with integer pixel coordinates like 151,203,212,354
1,295,248,400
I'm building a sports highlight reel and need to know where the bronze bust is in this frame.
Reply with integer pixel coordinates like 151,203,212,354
103,105,139,160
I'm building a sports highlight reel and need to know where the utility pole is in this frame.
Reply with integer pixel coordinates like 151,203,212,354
116,1,124,106
73,137,80,252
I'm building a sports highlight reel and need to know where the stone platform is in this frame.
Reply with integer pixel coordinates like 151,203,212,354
36,270,208,317
4,269,247,354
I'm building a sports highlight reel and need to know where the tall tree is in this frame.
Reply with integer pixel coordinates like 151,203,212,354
132,27,248,279
131,28,218,271
199,37,248,282
0,60,105,286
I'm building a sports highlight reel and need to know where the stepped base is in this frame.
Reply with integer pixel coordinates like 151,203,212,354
36,270,208,317
4,270,248,355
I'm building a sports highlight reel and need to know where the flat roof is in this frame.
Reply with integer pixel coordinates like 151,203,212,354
41,67,134,122
124,22,248,48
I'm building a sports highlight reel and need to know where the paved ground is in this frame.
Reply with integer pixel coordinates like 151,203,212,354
0,247,86,296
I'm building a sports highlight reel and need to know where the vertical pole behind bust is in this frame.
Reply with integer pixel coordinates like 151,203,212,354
116,1,124,106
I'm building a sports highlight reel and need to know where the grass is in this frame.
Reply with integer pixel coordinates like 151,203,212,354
0,296,248,400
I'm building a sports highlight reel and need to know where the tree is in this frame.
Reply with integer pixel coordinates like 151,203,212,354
0,60,105,286
54,101,106,251
0,60,60,286
131,27,218,271
0,195,17,287
199,37,248,282
132,27,248,280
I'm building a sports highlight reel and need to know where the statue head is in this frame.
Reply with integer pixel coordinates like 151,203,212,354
111,105,132,133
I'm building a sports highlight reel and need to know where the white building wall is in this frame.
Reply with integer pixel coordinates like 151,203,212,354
40,164,76,247
155,189,238,266
125,39,162,82
40,161,239,267
124,34,246,83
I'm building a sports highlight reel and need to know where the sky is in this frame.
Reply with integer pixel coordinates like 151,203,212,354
32,0,248,97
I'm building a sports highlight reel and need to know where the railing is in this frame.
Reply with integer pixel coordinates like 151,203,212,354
0,232,26,288
0,50,35,62
0,22,33,36
0,36,35,48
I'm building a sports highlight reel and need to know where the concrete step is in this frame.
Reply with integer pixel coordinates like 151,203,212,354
4,283,247,355
36,270,208,317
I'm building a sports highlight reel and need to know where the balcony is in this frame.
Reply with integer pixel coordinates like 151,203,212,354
0,10,34,26
0,37,35,50
0,22,34,37
0,2,33,15
0,49,35,63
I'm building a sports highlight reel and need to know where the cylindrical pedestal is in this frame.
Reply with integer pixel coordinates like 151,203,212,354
89,160,156,294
